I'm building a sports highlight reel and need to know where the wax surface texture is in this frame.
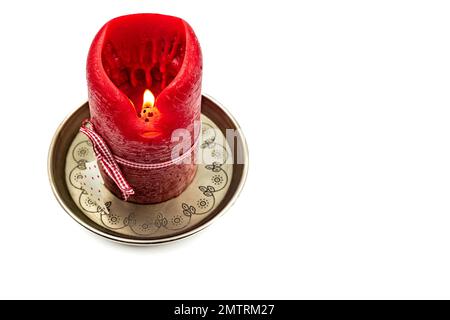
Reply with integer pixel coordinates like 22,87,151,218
86,13,202,203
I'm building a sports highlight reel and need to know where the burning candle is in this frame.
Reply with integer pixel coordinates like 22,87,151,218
85,13,202,203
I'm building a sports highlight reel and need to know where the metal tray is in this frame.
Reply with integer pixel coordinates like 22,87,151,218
48,95,248,245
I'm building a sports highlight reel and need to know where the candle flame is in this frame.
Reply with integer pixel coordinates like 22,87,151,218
140,89,161,137
143,89,155,108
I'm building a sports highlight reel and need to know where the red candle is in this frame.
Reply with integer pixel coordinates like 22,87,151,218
86,13,202,203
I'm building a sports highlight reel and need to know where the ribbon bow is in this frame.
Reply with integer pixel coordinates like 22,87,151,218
79,119,135,201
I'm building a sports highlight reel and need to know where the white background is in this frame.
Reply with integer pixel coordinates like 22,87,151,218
1,0,450,299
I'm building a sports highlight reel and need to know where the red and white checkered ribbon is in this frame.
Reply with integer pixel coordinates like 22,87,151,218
80,119,200,201
80,119,135,201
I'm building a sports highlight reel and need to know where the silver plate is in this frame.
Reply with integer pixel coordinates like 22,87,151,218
48,95,249,245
